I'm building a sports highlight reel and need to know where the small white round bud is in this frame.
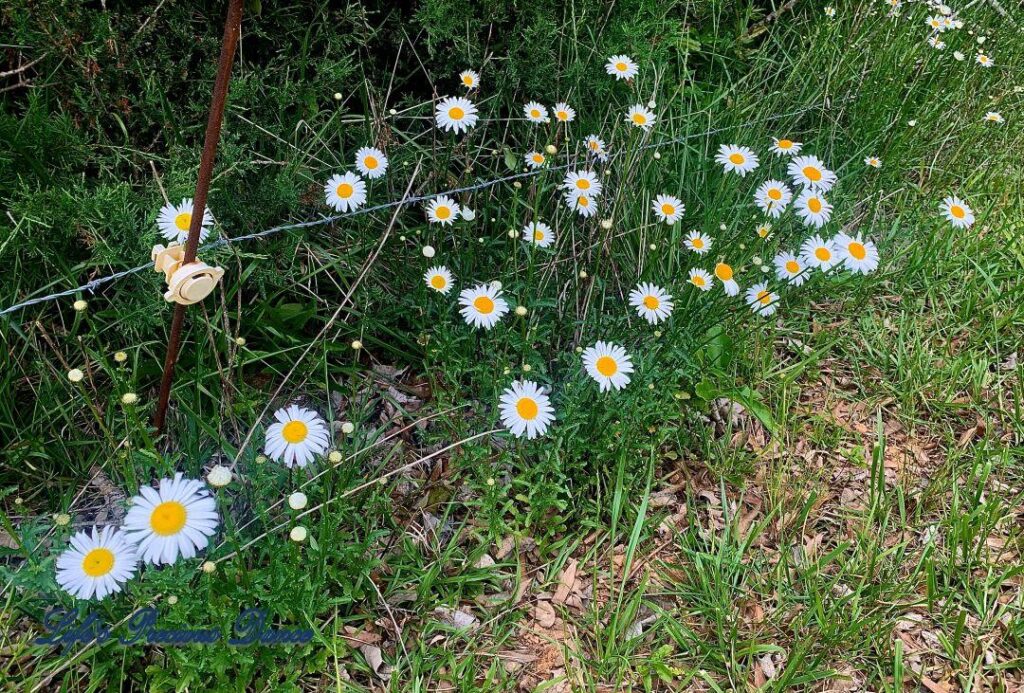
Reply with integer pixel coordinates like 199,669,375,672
288,491,308,510
578,270,588,279
121,392,138,405
235,337,246,346
206,465,232,488
461,208,476,221
201,561,217,574
522,364,532,373
600,219,612,229
545,144,557,154
290,526,308,542
422,245,435,258
341,422,355,435
167,595,179,605
351,340,362,350
333,92,342,101
73,299,88,312
653,151,661,160
515,305,527,316
67,368,84,383
54,513,71,527
114,351,128,363
328,450,343,463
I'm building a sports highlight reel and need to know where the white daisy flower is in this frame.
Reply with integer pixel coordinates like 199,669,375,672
606,55,639,80
565,191,598,217
755,222,773,239
688,268,713,291
788,155,837,192
562,170,602,198
122,473,219,565
459,69,480,89
774,251,809,286
746,283,780,317
157,198,213,245
795,189,833,228
770,138,803,156
800,234,841,271
523,221,554,248
940,195,974,228
864,156,882,168
715,144,760,176
264,405,330,468
976,53,993,67
426,195,461,225
652,194,684,225
499,380,555,439
458,283,510,330
553,102,576,123
984,112,1004,124
324,172,367,212
55,526,138,601
834,233,880,274
355,146,388,179
525,151,547,169
523,101,548,123
714,263,740,296
684,230,712,254
928,36,946,50
625,105,655,130
824,6,836,17
629,282,673,324
754,180,793,218
424,266,454,294
584,135,607,159
953,50,965,61
435,96,479,134
581,341,634,392
926,15,943,31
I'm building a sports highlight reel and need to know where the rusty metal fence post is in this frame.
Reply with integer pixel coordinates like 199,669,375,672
154,0,244,432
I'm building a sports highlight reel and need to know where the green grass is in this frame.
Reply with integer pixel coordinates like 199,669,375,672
2,0,1023,689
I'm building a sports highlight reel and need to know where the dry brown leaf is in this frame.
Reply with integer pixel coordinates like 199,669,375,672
552,559,578,604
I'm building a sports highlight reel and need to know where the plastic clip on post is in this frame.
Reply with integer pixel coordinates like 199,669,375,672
151,244,224,306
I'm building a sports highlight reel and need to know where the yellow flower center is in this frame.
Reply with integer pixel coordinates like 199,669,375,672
950,205,965,219
557,111,568,121
589,141,599,150
661,203,675,216
534,230,545,242
595,356,618,376
81,547,115,577
576,179,591,190
778,139,793,149
473,296,494,314
532,154,544,163
336,183,353,198
435,206,451,220
449,107,465,120
632,113,647,125
462,74,474,86
803,166,822,182
729,153,745,165
530,109,540,118
692,275,706,287
516,397,539,420
785,260,800,274
282,419,308,444
715,264,733,281
150,501,187,536
364,155,378,169
430,275,447,290
578,197,589,207
848,242,866,260
174,212,192,231
758,227,769,238
643,295,660,310
808,198,822,213
616,62,627,71
815,247,832,261
692,237,704,249
757,290,772,305
768,188,782,201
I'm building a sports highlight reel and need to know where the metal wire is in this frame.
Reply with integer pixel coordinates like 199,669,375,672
0,103,824,318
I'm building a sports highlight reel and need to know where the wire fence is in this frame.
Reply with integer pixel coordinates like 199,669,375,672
0,103,825,317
